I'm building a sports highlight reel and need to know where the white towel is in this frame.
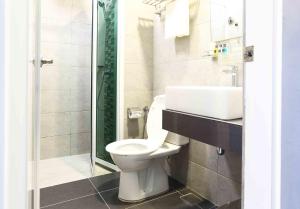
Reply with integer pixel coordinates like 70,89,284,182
165,0,190,39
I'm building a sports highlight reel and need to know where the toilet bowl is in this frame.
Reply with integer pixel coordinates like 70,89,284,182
106,95,189,202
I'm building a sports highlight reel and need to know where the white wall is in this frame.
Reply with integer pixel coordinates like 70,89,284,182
281,0,300,207
0,0,5,207
243,0,272,206
3,0,30,208
243,0,282,208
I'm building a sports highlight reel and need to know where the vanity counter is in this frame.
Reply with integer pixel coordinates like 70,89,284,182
162,110,243,154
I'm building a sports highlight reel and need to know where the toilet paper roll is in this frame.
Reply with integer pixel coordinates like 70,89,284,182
127,108,143,119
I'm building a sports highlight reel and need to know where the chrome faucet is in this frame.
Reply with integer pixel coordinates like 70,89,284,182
222,65,239,87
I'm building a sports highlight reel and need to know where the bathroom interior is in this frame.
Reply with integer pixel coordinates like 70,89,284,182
37,0,244,208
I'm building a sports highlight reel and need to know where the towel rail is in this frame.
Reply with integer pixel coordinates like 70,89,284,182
142,0,174,15
142,0,163,6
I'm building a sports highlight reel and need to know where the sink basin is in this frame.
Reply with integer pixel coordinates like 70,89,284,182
165,86,243,120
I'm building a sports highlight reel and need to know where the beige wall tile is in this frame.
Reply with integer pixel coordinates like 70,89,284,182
217,151,242,183
41,43,72,67
187,161,218,204
70,23,92,46
167,145,190,184
190,0,211,25
124,0,154,36
125,118,142,139
41,113,70,138
70,111,91,134
71,0,92,24
41,67,71,90
69,88,91,111
189,140,218,172
217,175,241,206
69,68,91,90
41,90,70,114
41,0,72,22
40,135,71,159
69,45,92,67
188,23,212,60
70,132,91,155
124,63,153,92
124,34,153,65
165,132,189,146
41,18,72,44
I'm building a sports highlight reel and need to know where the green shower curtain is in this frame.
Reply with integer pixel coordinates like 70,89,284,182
96,0,117,164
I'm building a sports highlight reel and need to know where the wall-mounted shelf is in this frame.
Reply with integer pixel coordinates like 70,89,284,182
162,110,243,154
142,0,167,15
142,0,163,6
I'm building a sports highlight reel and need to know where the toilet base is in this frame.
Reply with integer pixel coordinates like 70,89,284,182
118,159,169,202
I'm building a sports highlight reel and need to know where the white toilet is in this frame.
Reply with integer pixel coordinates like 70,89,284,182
106,95,189,202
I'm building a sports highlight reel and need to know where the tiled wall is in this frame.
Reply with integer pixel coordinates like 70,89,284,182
152,0,243,206
168,137,242,206
122,1,154,138
40,0,92,159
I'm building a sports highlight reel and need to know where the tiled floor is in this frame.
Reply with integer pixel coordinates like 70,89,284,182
40,154,111,188
218,200,241,209
40,172,222,209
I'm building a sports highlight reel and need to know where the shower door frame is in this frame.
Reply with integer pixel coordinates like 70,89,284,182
91,0,124,171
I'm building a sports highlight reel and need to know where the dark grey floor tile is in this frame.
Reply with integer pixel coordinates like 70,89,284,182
42,194,108,209
98,176,185,209
129,191,214,209
169,177,185,191
89,172,120,192
40,179,97,207
100,188,137,209
178,188,216,209
218,199,241,209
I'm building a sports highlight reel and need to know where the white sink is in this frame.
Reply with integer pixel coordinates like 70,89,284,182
166,86,243,120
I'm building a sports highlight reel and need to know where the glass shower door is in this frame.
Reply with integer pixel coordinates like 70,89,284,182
94,0,118,166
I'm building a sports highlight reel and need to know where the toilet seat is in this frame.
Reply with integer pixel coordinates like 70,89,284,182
148,142,180,159
106,139,180,159
106,139,158,158
146,95,168,148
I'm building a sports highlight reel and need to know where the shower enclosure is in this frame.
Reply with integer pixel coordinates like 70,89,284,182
26,0,120,204
93,0,118,168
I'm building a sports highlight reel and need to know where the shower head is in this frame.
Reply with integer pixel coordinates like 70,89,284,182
98,1,105,9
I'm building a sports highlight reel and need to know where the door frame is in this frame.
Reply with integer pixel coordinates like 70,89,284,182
0,0,5,208
243,0,282,208
1,0,38,208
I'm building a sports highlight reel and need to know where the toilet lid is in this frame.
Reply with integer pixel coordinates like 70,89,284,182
146,95,168,148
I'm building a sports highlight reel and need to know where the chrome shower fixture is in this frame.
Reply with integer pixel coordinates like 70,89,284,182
98,1,105,8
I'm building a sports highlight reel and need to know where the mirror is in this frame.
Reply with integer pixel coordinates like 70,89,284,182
210,0,243,41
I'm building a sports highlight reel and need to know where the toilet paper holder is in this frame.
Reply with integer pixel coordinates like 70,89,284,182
127,107,143,119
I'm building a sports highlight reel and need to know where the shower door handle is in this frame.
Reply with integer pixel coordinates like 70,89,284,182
40,59,54,67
